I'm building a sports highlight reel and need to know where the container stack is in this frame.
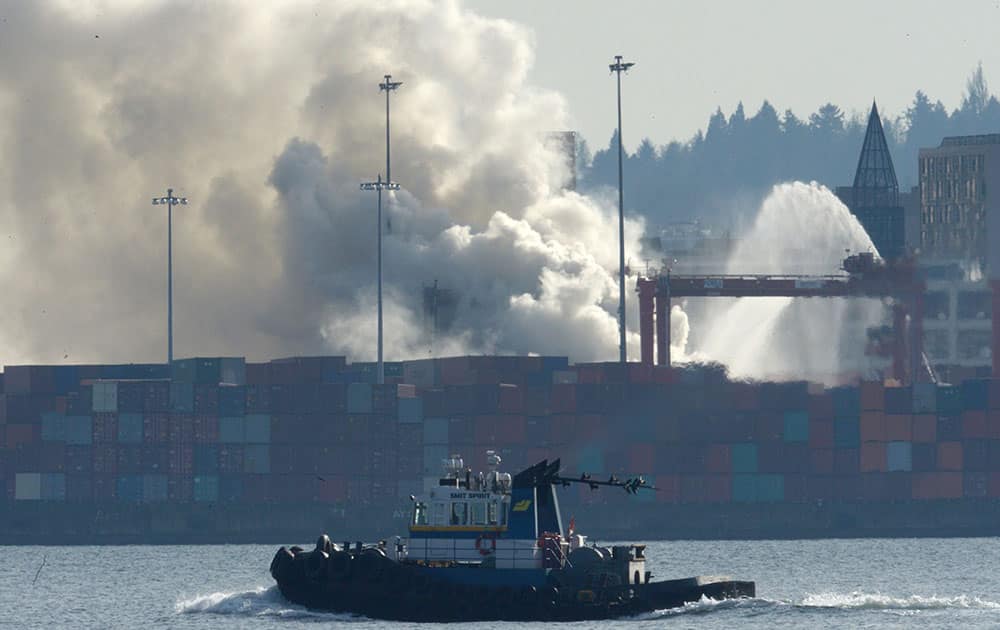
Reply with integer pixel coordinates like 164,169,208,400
5,356,1000,525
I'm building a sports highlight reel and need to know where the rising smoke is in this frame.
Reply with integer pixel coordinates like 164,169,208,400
0,0,644,366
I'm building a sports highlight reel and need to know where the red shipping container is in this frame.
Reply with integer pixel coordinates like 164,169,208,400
576,415,604,441
937,442,963,471
962,411,990,439
705,444,731,473
550,385,576,413
810,448,834,474
655,475,680,503
628,364,654,384
807,394,834,420
808,420,834,449
912,472,962,499
317,475,347,502
54,397,68,415
526,447,553,465
628,443,655,473
498,385,524,413
912,415,936,443
988,472,1000,498
5,424,39,449
990,411,1000,439
860,381,885,410
860,411,885,442
496,415,526,445
884,415,913,441
990,379,1000,410
860,442,887,472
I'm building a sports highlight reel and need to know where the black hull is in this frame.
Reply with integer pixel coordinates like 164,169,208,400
271,548,755,622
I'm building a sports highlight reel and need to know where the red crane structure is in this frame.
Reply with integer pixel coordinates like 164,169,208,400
635,253,928,383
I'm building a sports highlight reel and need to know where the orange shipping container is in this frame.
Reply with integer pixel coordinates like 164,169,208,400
884,414,913,441
912,472,962,500
962,410,989,439
860,381,885,410
912,415,937,443
937,442,963,471
860,411,886,442
860,442,887,472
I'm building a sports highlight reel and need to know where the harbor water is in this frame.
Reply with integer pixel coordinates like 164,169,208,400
2,537,999,628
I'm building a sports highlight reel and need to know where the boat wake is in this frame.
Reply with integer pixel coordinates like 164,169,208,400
639,591,1000,619
799,591,1000,611
175,586,361,621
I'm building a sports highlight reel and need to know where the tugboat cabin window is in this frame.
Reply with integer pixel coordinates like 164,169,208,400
412,502,427,526
470,501,486,525
451,502,468,525
487,501,498,525
501,499,510,526
433,502,446,526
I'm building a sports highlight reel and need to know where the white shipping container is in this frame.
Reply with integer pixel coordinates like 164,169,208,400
15,473,41,500
92,381,118,412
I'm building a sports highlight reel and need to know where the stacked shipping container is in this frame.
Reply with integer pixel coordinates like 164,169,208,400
5,357,1000,526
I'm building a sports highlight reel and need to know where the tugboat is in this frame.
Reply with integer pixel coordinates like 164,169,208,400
270,453,755,621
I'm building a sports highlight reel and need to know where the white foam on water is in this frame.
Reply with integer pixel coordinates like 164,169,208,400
175,585,361,621
799,591,1000,611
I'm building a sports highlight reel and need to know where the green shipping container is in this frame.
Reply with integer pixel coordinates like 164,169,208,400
733,474,784,503
347,383,373,413
834,417,860,448
244,415,271,443
575,445,604,474
783,411,809,442
731,443,758,473
219,417,245,443
118,413,143,443
244,444,270,474
398,397,424,423
194,475,220,502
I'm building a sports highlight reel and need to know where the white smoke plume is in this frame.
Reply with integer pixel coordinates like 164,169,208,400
0,0,643,366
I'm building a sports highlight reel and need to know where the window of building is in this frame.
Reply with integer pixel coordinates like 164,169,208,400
924,291,950,321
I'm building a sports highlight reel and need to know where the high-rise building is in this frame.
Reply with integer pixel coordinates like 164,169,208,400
918,134,1000,269
835,102,906,261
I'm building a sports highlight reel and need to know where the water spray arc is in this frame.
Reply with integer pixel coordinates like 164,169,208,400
361,175,400,385
610,55,634,364
151,188,188,365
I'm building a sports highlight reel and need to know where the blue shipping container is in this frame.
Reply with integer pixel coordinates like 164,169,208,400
41,413,67,442
244,415,270,443
117,475,143,502
347,383,373,413
142,474,168,502
219,417,245,443
194,475,220,502
66,416,93,445
423,418,449,444
194,445,218,474
118,413,143,444
218,385,246,417
887,441,913,472
834,418,860,448
243,444,270,474
170,382,194,413
783,411,809,443
731,443,758,473
398,397,424,424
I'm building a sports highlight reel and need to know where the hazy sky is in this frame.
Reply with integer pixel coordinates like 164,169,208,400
466,0,1000,151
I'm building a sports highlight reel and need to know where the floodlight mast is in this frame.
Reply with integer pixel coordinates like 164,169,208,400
151,188,188,365
379,74,402,186
360,175,400,385
609,55,634,364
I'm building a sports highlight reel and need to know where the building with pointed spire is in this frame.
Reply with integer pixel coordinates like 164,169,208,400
836,101,906,261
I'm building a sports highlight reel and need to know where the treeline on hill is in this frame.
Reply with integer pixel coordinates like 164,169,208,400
580,65,1000,229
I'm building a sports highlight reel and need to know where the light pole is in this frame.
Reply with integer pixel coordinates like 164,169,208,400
379,74,402,186
151,188,188,365
610,55,634,364
361,175,400,385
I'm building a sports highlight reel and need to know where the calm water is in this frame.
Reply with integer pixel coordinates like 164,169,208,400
1,538,999,629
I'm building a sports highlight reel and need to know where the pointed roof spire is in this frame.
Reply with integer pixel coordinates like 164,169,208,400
852,100,899,208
